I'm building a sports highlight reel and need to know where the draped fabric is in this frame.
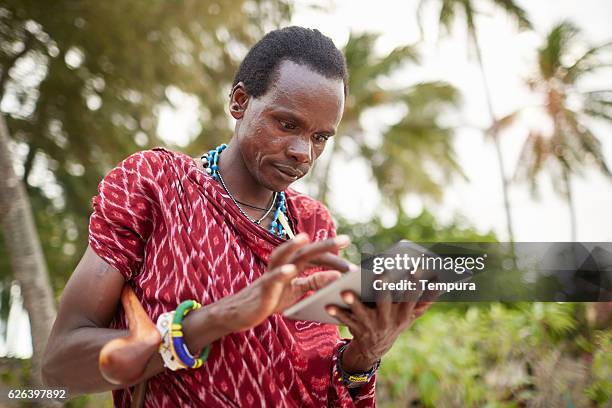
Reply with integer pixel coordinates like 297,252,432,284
88,147,376,407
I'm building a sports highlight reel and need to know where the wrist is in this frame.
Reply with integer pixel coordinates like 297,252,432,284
182,302,232,352
341,341,380,373
337,342,380,389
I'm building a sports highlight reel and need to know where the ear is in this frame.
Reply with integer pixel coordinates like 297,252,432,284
229,82,249,119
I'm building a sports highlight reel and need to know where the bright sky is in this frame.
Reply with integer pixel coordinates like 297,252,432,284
288,0,612,242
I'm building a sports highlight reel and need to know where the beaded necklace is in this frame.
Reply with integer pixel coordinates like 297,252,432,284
201,144,290,238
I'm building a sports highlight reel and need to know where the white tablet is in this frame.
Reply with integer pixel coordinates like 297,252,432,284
283,240,458,325
283,263,362,325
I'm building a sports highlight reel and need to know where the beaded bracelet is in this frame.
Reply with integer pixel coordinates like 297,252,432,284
171,300,211,369
336,342,380,388
156,311,186,371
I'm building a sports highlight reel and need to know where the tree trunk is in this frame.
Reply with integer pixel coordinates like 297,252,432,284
471,30,516,244
0,113,57,390
562,166,577,241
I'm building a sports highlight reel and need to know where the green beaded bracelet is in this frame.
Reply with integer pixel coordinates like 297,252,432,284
170,300,211,369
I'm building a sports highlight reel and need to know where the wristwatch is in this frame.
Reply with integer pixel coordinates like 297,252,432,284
336,342,380,388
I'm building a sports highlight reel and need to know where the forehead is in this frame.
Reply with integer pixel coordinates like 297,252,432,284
259,60,345,123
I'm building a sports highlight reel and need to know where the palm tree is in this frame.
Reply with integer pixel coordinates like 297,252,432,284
0,21,57,388
417,0,533,243
507,22,612,240
372,82,465,209
0,112,56,388
317,32,464,211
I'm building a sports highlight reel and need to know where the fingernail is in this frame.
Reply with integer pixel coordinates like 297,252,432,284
335,235,350,247
326,307,336,316
281,264,296,275
342,292,354,304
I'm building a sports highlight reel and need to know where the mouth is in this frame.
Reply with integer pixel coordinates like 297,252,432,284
273,165,303,181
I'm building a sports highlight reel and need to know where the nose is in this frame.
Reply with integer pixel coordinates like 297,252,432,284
287,136,312,164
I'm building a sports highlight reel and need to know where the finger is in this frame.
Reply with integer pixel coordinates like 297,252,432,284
289,235,351,269
259,264,299,312
264,264,299,288
292,270,342,294
268,233,310,269
413,301,434,317
398,280,422,322
325,305,363,333
305,253,352,272
341,291,374,332
375,276,393,326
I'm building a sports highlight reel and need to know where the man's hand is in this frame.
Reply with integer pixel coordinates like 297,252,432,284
212,232,349,333
325,286,434,373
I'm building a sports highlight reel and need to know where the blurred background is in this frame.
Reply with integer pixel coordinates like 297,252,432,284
0,0,611,406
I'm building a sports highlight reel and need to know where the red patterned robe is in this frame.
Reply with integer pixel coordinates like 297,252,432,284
88,147,376,407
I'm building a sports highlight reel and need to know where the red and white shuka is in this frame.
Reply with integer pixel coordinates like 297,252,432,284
88,147,376,407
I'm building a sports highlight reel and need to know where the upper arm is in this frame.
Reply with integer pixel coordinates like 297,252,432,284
51,245,125,335
52,150,161,334
88,150,160,281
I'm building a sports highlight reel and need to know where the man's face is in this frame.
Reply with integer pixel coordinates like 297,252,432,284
231,60,345,192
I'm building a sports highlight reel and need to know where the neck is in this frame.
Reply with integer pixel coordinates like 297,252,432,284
217,141,274,208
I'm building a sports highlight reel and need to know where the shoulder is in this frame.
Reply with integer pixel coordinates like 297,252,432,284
124,146,191,168
111,146,194,178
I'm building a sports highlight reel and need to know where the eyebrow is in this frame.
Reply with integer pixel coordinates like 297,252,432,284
271,107,336,135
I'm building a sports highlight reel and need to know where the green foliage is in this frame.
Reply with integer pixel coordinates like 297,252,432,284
337,209,496,264
373,82,465,204
584,331,612,404
418,0,532,44
337,211,609,407
377,303,610,407
317,32,464,210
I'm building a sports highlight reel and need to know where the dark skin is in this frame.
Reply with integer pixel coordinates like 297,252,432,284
42,60,432,396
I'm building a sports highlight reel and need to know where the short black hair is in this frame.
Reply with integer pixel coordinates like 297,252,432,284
233,26,348,98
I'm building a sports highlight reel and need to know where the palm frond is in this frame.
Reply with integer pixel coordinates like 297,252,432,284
564,40,612,84
403,81,461,114
538,21,579,80
491,0,532,30
343,32,419,103
488,109,521,135
563,108,612,177
583,90,612,122
370,81,465,204
438,0,458,36
513,131,549,193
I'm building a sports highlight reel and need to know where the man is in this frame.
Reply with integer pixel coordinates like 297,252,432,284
42,26,429,407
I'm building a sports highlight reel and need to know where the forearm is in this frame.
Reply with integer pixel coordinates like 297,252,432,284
182,301,233,352
43,305,230,397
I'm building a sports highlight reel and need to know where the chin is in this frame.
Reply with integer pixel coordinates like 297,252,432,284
265,179,293,192
254,167,292,192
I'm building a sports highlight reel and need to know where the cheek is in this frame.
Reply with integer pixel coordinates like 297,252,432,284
242,126,281,170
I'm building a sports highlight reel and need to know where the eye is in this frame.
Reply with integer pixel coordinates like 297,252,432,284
279,120,297,130
313,134,330,143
